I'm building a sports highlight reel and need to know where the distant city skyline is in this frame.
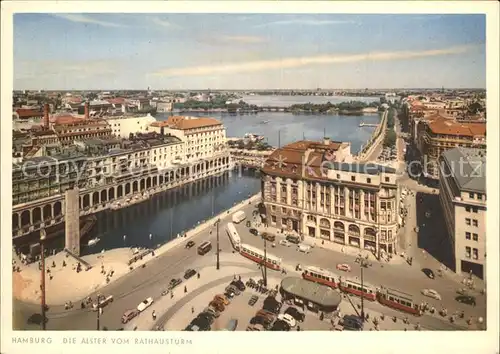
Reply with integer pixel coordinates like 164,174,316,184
14,14,486,90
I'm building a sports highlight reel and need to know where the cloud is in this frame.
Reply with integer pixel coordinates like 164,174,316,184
152,45,478,78
16,59,121,79
219,35,267,44
52,14,125,28
152,17,180,29
255,19,356,27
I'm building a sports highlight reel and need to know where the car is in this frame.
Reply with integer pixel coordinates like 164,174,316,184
248,295,259,306
250,315,273,328
214,294,230,306
249,228,259,236
277,313,297,327
270,319,291,331
230,279,246,291
161,289,170,296
336,263,351,272
195,312,214,325
168,278,182,290
284,306,305,322
209,300,225,312
93,295,114,311
341,315,363,331
185,241,195,249
256,309,276,323
421,289,442,300
203,307,220,318
261,233,275,242
279,240,291,247
456,295,476,306
225,285,241,295
121,309,139,324
285,235,300,244
184,269,197,280
246,324,264,331
137,297,154,312
422,268,435,279
224,290,235,299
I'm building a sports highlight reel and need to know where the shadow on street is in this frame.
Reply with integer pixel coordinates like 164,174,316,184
415,192,455,271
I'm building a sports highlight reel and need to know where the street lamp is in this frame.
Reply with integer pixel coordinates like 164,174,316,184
96,296,103,330
40,229,47,330
263,234,268,287
359,258,368,321
214,218,220,270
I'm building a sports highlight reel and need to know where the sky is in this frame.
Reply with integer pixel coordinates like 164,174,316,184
13,13,486,90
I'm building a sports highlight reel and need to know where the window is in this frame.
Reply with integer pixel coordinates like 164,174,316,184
351,176,356,182
465,232,471,240
385,177,390,182
465,246,471,258
367,178,371,183
472,248,478,260
465,206,471,212
465,218,471,225
472,219,478,227
473,233,478,241
472,207,478,213
469,192,474,199
271,215,277,224
336,174,340,179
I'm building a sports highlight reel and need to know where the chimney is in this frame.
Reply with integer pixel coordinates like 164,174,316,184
323,137,331,145
84,101,90,119
43,103,50,129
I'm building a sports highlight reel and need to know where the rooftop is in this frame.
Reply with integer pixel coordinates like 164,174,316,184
280,277,342,307
441,147,486,193
166,116,223,130
427,118,486,137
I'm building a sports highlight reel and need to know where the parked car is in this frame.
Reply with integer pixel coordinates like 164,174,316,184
279,240,291,247
185,241,195,249
421,288,442,300
137,297,154,312
214,294,230,306
225,319,238,331
248,295,259,306
422,268,435,279
168,278,182,290
277,313,297,328
270,319,290,331
249,228,259,236
93,295,114,311
225,285,241,295
341,315,363,331
456,295,476,306
224,290,235,299
209,300,225,312
336,263,351,272
250,315,273,328
203,307,220,318
184,269,197,280
284,306,305,322
196,312,214,325
230,279,246,291
121,309,139,324
256,309,276,323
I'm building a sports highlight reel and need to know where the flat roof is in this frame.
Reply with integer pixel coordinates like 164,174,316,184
280,277,341,307
441,147,486,193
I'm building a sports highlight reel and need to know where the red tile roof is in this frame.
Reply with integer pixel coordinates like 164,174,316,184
107,98,126,105
16,108,43,118
427,118,486,137
167,116,222,130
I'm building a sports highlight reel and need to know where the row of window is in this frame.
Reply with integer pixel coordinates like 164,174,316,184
465,232,479,241
465,206,480,213
465,218,479,227
465,247,479,260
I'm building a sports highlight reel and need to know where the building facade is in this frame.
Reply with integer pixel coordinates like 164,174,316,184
439,147,486,279
106,114,157,138
261,139,400,256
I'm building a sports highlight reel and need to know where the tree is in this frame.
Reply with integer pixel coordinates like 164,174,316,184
383,130,397,147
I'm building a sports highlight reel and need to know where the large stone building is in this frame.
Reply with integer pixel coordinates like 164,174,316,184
150,116,227,162
261,138,400,256
417,117,486,180
106,114,157,138
439,147,486,279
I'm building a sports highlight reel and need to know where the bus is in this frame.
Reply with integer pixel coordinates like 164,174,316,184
197,241,212,255
338,278,377,301
226,222,241,251
376,287,421,316
239,243,282,271
232,211,246,224
302,266,338,289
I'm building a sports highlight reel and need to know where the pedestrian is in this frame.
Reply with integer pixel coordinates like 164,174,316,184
197,272,200,279
152,311,156,320
191,307,194,314
238,275,241,281
184,286,187,293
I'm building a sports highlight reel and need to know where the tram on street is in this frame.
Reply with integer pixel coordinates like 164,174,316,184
302,266,339,289
239,243,282,271
338,278,377,301
376,287,422,316
225,222,241,251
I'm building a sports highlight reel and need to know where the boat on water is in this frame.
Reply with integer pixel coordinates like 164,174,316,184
244,133,265,142
88,237,100,247
260,120,270,124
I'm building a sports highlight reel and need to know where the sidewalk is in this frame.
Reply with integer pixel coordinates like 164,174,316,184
13,193,261,306
251,221,405,266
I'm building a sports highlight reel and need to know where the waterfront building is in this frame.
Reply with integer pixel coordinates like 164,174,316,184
105,114,157,138
150,116,227,162
418,117,486,180
261,138,400,255
439,147,486,278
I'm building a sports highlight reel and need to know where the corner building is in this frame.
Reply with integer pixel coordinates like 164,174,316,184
261,139,400,256
439,147,486,279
